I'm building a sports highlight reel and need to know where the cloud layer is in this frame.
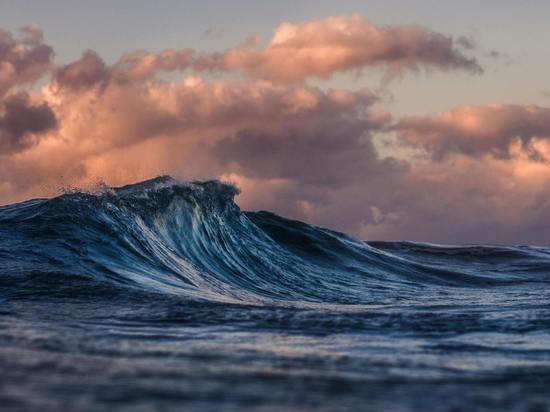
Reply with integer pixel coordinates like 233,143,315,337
71,15,481,84
0,26,53,96
213,15,482,82
396,104,550,160
2,18,550,245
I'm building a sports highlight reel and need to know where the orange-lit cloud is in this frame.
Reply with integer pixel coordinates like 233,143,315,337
395,104,550,160
78,15,481,84
1,69,394,206
3,20,550,245
212,15,482,82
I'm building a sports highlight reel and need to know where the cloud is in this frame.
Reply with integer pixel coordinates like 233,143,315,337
2,70,395,202
53,48,195,91
53,50,110,91
213,101,550,245
115,48,195,81
0,26,56,155
204,15,482,82
48,76,387,152
78,15,482,84
0,26,54,96
214,96,396,187
0,92,56,154
395,104,550,160
4,22,550,246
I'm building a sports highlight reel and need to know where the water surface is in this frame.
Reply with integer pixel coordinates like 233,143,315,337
1,177,549,411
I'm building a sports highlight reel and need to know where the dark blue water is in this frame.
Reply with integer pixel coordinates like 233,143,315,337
1,176,550,411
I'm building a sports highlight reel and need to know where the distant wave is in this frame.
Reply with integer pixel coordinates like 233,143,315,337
2,176,550,305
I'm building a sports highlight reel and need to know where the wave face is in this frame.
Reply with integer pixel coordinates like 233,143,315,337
2,176,550,411
2,175,550,304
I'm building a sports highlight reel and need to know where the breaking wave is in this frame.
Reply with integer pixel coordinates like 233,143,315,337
2,176,550,305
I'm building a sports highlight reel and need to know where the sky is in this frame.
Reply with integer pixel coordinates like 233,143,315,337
1,0,550,244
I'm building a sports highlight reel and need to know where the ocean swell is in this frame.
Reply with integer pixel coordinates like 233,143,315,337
1,176,549,305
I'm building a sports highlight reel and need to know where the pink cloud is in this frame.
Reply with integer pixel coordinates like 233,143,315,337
4,23,550,245
395,104,550,160
72,15,481,84
1,67,393,203
0,26,53,97
215,15,482,82
115,48,195,81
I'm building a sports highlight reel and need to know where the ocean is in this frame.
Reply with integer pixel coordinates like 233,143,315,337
1,176,549,411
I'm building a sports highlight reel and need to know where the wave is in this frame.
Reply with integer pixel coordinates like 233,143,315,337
1,176,550,305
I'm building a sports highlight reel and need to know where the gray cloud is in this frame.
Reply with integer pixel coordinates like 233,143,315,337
214,112,398,188
0,92,57,154
53,50,110,91
0,26,54,97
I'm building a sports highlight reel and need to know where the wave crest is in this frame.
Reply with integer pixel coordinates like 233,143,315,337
1,176,549,305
